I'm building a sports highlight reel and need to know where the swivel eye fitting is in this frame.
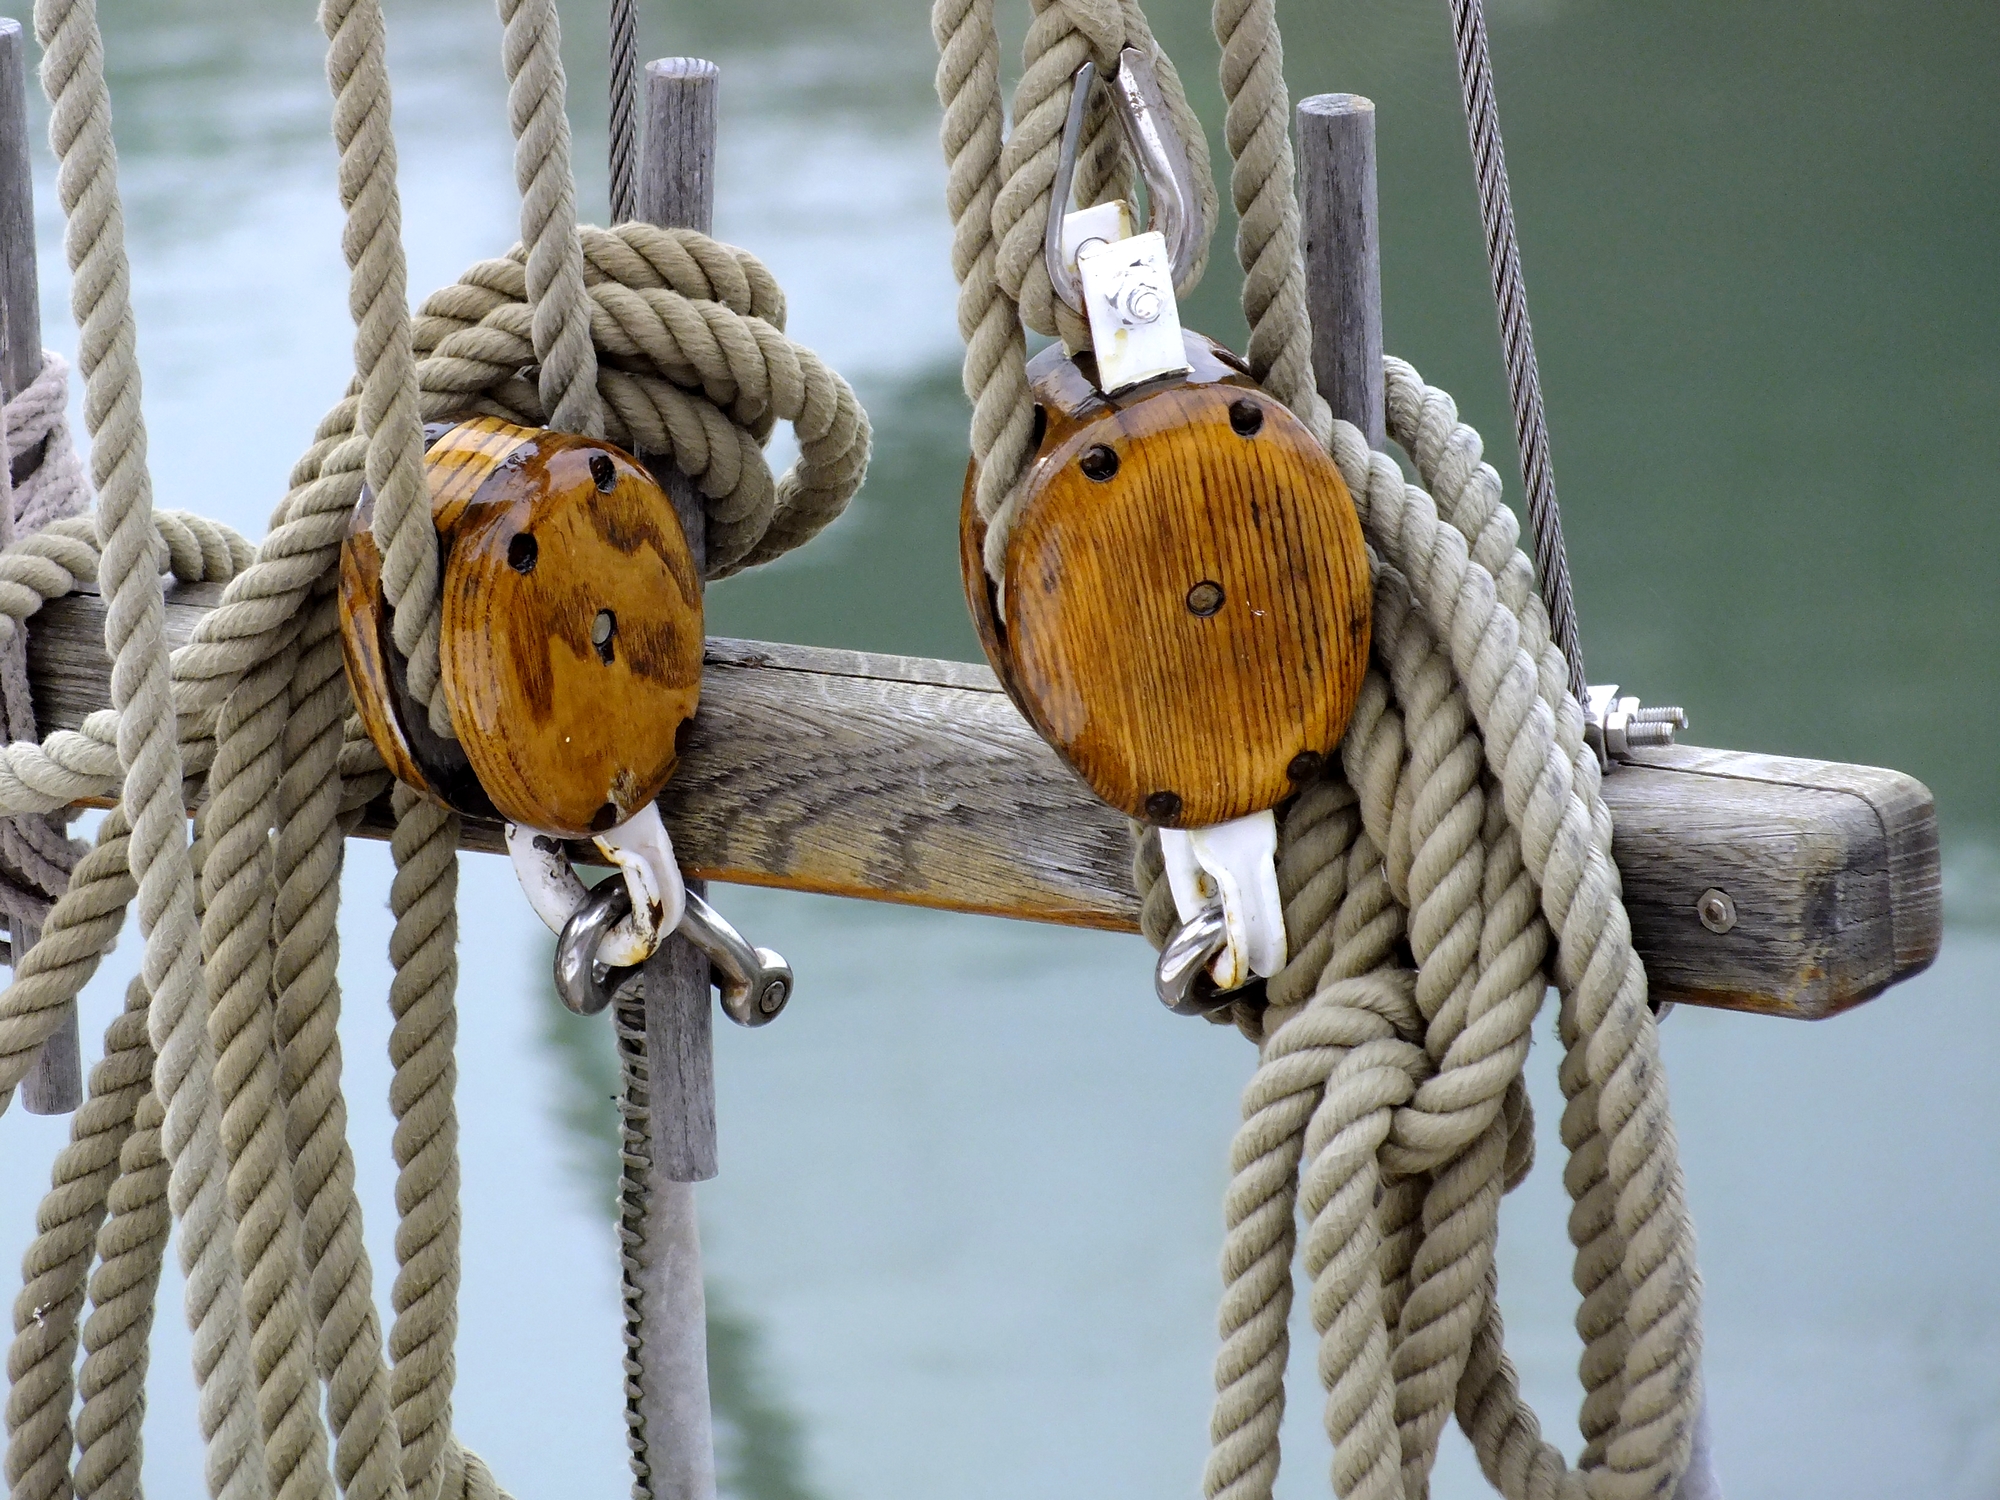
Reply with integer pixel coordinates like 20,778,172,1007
961,56,1372,1020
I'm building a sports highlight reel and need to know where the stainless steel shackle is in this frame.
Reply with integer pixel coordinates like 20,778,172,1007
554,882,794,1025
1044,46,1205,316
1154,902,1237,1017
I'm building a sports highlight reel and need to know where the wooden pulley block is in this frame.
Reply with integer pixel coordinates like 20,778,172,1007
961,332,1372,829
340,416,703,838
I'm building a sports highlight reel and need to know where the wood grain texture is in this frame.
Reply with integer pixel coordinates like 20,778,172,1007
1,17,76,1115
1299,93,1385,451
338,417,702,836
26,590,1941,1019
634,60,723,1500
966,333,1372,826
0,21,39,405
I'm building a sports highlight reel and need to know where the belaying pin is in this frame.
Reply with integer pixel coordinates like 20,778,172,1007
959,51,1372,1013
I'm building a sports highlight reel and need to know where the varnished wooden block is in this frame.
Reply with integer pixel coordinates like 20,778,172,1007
963,334,1371,827
339,418,703,836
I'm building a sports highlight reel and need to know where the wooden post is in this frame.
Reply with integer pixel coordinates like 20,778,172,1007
1297,90,1726,1500
0,16,80,1117
1298,94,1384,451
631,55,720,1500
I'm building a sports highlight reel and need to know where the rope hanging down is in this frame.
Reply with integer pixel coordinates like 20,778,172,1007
934,0,1703,1495
0,1,868,1498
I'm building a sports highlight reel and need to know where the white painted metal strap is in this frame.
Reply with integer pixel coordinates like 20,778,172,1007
506,800,687,966
1160,811,1286,991
1075,226,1191,393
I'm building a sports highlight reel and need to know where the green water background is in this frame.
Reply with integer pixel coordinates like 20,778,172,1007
0,1,1995,1497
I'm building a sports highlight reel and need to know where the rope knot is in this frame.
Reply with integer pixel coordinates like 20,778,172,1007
408,221,869,579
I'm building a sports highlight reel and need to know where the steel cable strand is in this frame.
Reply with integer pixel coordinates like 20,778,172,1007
201,628,334,1500
320,0,448,741
611,990,653,1500
1327,420,1701,1496
3,976,152,1500
606,0,638,225
74,1075,171,1500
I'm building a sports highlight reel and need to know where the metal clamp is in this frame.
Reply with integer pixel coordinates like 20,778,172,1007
554,883,793,1024
1585,683,1688,768
1155,811,1287,1016
1044,47,1203,317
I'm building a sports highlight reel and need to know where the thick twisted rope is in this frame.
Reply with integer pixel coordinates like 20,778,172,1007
321,0,447,741
3,3,867,1496
499,0,603,439
1136,359,1702,1499
34,4,270,1496
931,0,1702,1489
933,0,1217,582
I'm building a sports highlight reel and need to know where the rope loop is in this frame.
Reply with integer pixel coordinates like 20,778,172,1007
1131,355,1701,1500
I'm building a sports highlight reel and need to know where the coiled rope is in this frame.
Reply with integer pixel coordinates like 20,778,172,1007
934,1,1703,1496
1,1,868,1498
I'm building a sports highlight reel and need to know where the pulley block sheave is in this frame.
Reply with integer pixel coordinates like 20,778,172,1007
962,335,1371,829
961,47,1372,1012
339,416,702,836
338,417,792,1022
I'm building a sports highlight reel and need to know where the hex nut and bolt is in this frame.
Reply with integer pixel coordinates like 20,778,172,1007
1696,888,1737,934
1110,268,1165,324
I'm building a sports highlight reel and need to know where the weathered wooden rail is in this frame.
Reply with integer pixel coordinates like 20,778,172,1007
31,583,1940,1021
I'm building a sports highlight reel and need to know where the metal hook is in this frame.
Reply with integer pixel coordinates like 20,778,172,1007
553,881,793,1025
1044,46,1203,315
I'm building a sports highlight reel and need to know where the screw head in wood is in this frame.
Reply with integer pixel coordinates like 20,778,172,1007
589,452,617,493
1287,750,1324,783
592,608,617,663
506,532,538,574
1144,789,1183,823
1186,580,1224,617
1228,398,1264,437
1079,444,1120,482
1697,887,1736,934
